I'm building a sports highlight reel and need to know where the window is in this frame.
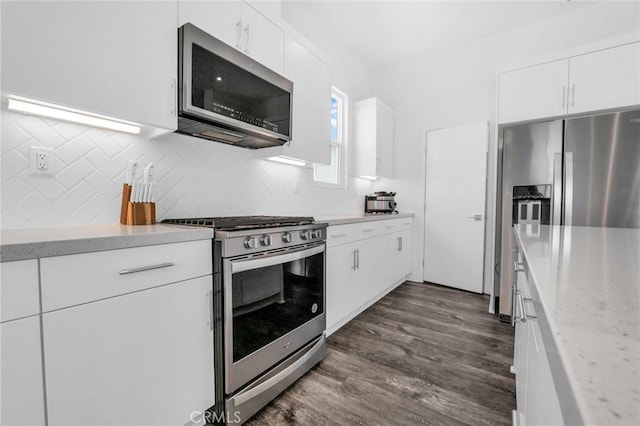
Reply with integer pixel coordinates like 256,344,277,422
314,87,347,187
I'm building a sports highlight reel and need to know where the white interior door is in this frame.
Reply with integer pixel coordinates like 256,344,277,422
424,122,488,293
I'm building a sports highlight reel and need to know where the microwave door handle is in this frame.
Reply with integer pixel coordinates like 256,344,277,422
231,244,324,274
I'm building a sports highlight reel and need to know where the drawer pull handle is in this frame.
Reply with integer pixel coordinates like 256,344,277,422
386,225,395,229
119,262,175,275
330,233,347,238
402,222,410,226
363,228,375,233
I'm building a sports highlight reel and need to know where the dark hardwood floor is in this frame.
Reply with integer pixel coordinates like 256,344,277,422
247,281,516,426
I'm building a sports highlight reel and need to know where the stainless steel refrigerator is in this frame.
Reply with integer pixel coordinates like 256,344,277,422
494,109,640,321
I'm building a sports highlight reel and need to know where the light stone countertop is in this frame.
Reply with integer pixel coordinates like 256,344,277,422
315,212,414,226
0,223,213,262
514,224,640,426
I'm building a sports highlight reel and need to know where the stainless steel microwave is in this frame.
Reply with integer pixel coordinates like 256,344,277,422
177,23,293,149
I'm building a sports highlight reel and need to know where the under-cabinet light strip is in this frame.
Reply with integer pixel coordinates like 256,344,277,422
267,156,307,167
7,96,141,134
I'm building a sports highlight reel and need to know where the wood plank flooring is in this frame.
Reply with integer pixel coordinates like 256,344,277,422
246,281,516,426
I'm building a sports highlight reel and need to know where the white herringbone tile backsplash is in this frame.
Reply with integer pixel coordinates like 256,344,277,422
0,110,372,229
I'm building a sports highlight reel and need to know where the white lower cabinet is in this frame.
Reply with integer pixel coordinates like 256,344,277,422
43,275,214,426
0,316,46,426
513,243,563,426
326,218,413,335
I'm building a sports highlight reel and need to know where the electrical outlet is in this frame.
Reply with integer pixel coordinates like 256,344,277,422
30,146,54,175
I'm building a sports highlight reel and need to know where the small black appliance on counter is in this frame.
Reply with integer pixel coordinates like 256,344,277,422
365,191,397,214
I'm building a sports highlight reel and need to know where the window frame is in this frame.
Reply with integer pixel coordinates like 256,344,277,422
313,86,348,189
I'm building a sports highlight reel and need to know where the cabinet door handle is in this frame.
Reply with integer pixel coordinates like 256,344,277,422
561,85,566,108
119,262,175,275
352,250,357,270
170,79,176,116
356,249,360,270
208,290,214,331
235,19,242,48
513,261,525,273
243,24,250,53
397,236,402,251
571,84,576,106
511,286,517,327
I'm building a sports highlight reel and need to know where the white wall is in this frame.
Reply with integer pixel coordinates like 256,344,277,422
0,2,376,230
371,1,640,293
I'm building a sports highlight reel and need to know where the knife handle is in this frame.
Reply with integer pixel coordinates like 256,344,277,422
120,184,132,224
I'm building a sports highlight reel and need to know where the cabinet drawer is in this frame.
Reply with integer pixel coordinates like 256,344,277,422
326,224,362,247
327,218,413,247
41,239,212,311
1,259,40,322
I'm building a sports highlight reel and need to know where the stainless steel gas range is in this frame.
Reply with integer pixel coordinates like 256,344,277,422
162,216,327,425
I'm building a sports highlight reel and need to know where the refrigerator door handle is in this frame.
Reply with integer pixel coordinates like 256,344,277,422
552,153,563,225
564,152,574,226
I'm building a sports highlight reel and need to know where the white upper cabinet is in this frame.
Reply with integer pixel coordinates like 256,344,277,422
280,34,331,164
352,98,395,178
499,59,569,124
498,41,640,124
179,0,284,74
568,42,640,115
0,1,177,135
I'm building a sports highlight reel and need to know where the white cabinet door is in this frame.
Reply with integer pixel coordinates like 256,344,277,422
525,318,564,426
326,241,361,335
498,59,569,124
376,104,394,178
281,34,331,164
352,98,395,178
1,1,177,133
1,316,46,426
0,259,39,322
43,275,214,426
241,2,284,74
514,272,530,426
568,42,640,115
178,0,283,74
179,1,243,49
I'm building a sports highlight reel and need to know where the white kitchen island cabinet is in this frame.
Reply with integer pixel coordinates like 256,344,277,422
0,1,178,136
511,224,640,426
178,0,284,74
1,260,45,426
38,239,215,426
498,41,640,124
325,216,413,335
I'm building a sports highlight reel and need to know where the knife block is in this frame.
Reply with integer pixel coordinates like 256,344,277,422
125,202,156,225
120,183,156,225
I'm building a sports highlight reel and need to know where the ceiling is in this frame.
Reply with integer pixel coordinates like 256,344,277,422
281,0,602,71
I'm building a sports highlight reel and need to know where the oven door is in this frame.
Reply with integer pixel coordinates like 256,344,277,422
223,243,325,394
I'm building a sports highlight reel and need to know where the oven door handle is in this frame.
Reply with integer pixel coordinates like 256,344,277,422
231,244,325,274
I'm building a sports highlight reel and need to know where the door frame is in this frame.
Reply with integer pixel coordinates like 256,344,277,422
422,121,490,293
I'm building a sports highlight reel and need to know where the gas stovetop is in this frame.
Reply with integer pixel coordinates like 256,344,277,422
162,215,315,231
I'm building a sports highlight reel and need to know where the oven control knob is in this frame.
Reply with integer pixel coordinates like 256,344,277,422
244,236,258,249
282,232,293,243
301,230,311,240
311,229,321,239
260,234,272,247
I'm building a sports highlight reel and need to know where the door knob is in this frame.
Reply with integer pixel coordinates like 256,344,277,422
467,214,483,221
